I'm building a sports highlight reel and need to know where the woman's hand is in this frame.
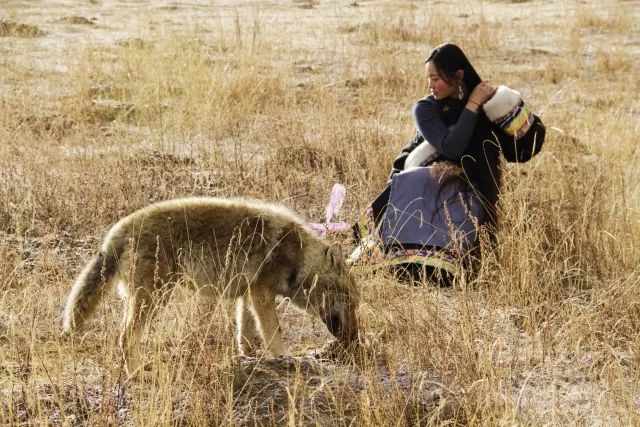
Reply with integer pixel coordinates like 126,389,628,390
469,81,497,106
465,81,496,113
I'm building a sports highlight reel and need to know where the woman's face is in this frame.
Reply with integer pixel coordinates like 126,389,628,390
426,61,457,100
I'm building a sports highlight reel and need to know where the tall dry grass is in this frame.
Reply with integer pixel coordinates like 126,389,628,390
1,0,640,424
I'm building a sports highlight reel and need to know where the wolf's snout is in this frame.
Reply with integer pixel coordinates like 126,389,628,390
325,313,342,336
325,310,359,344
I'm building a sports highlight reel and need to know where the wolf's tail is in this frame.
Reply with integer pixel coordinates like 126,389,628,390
61,248,119,334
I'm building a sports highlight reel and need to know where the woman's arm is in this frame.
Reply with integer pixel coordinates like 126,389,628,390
412,99,479,160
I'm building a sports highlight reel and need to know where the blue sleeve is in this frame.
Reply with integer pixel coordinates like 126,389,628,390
412,99,479,160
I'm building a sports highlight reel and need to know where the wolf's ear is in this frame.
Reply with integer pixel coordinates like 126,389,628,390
325,243,344,271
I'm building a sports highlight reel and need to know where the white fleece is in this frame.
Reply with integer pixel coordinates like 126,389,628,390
482,85,522,123
404,140,438,169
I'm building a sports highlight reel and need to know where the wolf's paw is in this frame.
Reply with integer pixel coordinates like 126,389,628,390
124,361,154,382
59,330,90,345
312,339,364,363
239,347,259,358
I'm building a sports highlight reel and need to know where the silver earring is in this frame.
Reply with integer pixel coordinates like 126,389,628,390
458,84,464,100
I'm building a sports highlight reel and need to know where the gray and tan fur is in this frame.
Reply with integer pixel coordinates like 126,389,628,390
62,197,359,375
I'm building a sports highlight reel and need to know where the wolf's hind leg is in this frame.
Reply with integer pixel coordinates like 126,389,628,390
235,297,260,356
120,287,153,376
249,286,287,357
119,261,169,376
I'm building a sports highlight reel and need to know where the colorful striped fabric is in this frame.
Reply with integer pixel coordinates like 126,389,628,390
349,242,460,277
500,101,534,139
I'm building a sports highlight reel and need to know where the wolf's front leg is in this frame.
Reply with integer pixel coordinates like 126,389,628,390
235,297,260,356
249,286,287,357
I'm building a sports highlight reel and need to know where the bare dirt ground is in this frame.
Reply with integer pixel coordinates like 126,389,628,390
2,0,640,425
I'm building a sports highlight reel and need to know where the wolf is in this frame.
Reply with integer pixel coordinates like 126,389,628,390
61,197,359,375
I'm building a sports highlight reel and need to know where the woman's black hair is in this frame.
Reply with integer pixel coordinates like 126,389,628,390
426,43,482,94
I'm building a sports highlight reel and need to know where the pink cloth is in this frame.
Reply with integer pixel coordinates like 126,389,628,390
309,184,351,235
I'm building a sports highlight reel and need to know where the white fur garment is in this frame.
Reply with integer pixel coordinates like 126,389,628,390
482,85,523,122
404,139,438,169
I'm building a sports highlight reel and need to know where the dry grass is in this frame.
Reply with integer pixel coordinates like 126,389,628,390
1,0,640,424
0,20,45,38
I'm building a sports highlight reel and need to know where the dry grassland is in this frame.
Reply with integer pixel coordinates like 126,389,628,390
1,0,640,424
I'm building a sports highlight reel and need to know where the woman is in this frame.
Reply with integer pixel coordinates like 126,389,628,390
350,43,545,284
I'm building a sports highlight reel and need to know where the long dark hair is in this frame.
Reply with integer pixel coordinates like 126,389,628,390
427,44,502,234
426,43,482,98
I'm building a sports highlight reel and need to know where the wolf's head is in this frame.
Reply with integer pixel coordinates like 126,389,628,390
293,243,360,345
